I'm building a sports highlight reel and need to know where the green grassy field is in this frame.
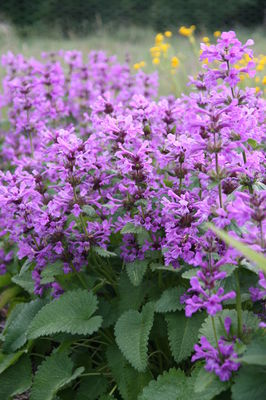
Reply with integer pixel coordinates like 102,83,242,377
0,24,265,96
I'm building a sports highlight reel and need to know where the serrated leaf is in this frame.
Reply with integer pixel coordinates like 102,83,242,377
121,223,146,235
27,290,102,339
239,335,266,365
12,270,35,293
3,299,46,353
76,376,108,400
118,272,147,313
126,260,148,286
199,310,259,346
155,287,185,313
107,345,151,400
166,311,205,363
194,364,229,399
30,350,84,400
93,246,117,258
232,365,266,400
0,350,25,374
115,302,155,372
138,368,187,400
0,355,32,399
41,261,63,284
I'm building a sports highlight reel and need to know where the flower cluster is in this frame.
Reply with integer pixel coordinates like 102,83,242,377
0,33,265,382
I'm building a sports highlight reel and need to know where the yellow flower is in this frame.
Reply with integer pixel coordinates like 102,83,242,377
179,25,196,37
155,33,164,44
133,63,140,70
262,76,266,85
255,77,260,83
214,31,221,38
152,57,160,65
139,61,146,68
255,86,260,93
165,31,172,37
161,43,170,54
202,37,210,43
171,56,180,68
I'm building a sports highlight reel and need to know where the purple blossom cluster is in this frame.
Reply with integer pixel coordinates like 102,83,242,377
0,33,265,381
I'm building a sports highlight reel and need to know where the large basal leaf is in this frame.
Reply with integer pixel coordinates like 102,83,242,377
27,289,102,339
106,345,152,400
126,260,148,286
30,350,84,400
166,311,205,363
155,287,185,313
0,355,32,399
115,302,155,372
3,299,46,353
232,365,266,400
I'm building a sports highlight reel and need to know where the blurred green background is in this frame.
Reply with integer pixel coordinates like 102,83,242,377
0,0,265,36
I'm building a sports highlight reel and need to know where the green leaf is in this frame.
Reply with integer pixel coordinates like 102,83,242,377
76,376,108,400
115,302,155,371
126,260,148,286
118,272,147,313
107,345,152,400
199,310,259,346
12,270,35,294
207,223,266,272
121,223,146,235
82,205,97,216
155,287,185,313
41,261,63,284
27,290,102,339
166,311,205,363
138,368,187,400
0,350,25,374
0,355,32,399
239,335,266,366
193,365,229,400
3,299,46,353
93,246,117,258
30,350,84,400
232,365,266,400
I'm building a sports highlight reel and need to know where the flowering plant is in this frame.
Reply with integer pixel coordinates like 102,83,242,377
0,32,265,400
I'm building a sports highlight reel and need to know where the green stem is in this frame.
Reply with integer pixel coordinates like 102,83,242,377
211,316,222,357
234,269,243,337
215,152,223,209
69,261,88,290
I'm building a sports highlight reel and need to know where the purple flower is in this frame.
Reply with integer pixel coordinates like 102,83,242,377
192,336,240,381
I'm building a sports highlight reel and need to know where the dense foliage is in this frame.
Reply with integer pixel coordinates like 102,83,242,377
0,0,265,34
0,32,265,400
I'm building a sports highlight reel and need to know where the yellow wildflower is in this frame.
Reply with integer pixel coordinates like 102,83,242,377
155,33,164,44
171,56,180,68
202,37,210,43
214,31,221,38
152,58,160,65
179,25,196,37
139,61,146,68
165,31,172,37
133,63,140,70
255,77,260,83
262,76,266,85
